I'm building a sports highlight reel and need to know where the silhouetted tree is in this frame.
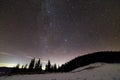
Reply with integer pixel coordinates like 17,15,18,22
45,60,51,72
48,60,51,72
16,64,20,69
35,58,42,73
35,61,38,69
57,65,61,72
11,64,20,74
22,64,28,73
53,64,57,72
21,65,24,69
45,64,48,71
24,64,28,69
28,58,35,71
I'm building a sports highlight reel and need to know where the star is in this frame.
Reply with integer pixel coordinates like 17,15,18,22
64,39,68,43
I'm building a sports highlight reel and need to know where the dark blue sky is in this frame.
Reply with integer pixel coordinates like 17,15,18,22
0,0,120,67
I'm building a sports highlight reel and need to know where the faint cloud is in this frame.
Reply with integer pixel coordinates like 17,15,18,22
0,52,13,56
26,56,34,59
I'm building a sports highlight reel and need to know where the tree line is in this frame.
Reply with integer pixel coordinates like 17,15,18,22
11,58,60,74
11,51,120,74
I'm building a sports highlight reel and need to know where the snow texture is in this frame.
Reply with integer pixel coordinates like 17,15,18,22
0,63,120,80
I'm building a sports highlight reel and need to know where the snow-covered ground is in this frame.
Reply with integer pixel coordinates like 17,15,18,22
0,63,120,80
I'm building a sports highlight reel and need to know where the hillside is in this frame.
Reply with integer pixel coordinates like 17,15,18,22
0,63,120,80
59,51,120,72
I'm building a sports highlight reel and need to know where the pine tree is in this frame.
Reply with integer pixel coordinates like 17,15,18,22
35,61,38,69
29,58,35,71
15,64,20,69
45,60,51,72
24,64,28,69
47,60,51,72
45,64,48,71
11,64,20,74
35,58,42,72
53,64,57,72
21,65,24,69
38,58,42,71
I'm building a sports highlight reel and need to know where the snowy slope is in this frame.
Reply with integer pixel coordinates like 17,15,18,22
0,63,120,80
72,63,106,72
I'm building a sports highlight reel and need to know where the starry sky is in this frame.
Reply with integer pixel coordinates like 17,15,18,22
0,0,120,67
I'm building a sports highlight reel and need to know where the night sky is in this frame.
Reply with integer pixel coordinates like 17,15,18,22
0,0,120,67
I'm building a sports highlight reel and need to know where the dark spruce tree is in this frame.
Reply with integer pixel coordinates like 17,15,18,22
45,60,51,72
11,64,20,74
53,64,57,72
24,64,28,69
35,58,42,73
28,58,35,72
24,64,28,73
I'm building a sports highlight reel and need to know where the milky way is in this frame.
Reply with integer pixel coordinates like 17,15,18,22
0,0,120,67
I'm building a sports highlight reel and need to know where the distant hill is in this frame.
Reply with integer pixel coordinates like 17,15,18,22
0,67,12,76
59,51,120,72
